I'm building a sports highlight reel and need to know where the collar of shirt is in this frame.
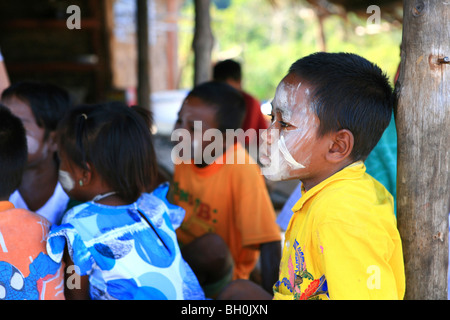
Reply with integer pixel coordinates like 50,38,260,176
291,161,366,214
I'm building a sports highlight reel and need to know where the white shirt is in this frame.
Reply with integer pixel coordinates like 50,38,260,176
9,182,69,225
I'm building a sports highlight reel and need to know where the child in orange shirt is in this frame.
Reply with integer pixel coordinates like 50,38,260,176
169,81,281,298
0,104,65,300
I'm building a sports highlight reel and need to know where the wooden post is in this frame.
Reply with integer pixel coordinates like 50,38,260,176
396,0,450,300
166,0,179,90
193,0,214,85
136,0,151,111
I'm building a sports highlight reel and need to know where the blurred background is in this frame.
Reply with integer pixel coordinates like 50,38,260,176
0,0,403,207
0,0,403,129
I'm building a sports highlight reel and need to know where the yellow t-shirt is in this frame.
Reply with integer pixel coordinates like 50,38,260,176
170,143,281,280
273,162,405,300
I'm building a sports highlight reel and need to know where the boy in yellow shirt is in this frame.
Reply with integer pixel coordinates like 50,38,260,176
219,52,405,300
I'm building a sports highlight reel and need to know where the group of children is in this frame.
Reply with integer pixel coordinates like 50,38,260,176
0,49,405,300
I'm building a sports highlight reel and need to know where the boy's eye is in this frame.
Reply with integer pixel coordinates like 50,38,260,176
279,121,289,128
268,113,290,129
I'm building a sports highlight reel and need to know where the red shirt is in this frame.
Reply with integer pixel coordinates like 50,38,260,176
241,91,268,146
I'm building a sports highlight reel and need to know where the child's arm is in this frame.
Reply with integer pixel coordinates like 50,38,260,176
259,240,281,293
63,247,91,300
0,48,11,95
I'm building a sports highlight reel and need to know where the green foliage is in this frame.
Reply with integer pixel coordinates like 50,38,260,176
178,0,402,102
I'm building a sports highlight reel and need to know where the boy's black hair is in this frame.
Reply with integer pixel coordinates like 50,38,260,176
288,52,394,161
1,81,71,139
0,104,28,199
186,81,246,132
56,102,158,204
213,59,242,83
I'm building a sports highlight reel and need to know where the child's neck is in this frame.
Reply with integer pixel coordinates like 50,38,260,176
95,197,129,206
18,159,59,211
302,159,355,192
91,191,130,206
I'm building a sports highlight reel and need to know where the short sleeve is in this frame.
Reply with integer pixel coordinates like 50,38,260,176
46,223,94,276
143,182,186,230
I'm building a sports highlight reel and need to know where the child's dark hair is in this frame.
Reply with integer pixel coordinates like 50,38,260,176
1,81,71,139
0,104,28,199
57,102,158,203
213,59,242,82
288,52,394,161
187,81,246,132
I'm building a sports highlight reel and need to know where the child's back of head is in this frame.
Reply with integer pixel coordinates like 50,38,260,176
288,52,394,161
213,59,242,83
57,102,158,204
0,104,28,199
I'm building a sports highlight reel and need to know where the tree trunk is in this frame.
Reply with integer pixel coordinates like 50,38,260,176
193,0,214,85
396,0,450,300
137,0,151,111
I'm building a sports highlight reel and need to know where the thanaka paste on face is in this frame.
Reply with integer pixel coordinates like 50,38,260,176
26,135,40,154
278,135,305,169
260,78,316,181
272,81,298,122
58,170,75,192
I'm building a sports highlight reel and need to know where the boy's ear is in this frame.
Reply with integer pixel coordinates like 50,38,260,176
47,131,58,153
80,162,93,186
326,129,354,163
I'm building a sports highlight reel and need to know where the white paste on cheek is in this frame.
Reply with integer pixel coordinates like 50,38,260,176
282,118,316,170
280,91,318,169
26,135,39,154
58,170,75,192
261,112,316,180
278,135,305,169
261,80,317,181
260,129,294,181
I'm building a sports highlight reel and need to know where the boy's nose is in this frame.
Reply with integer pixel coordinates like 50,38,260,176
261,127,279,145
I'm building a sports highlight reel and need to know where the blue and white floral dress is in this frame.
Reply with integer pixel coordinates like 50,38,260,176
46,183,205,300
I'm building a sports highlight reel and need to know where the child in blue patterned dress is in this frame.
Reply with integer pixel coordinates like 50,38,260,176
46,102,205,300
